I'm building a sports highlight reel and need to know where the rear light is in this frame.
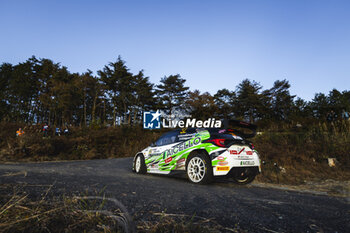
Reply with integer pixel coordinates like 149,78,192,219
206,139,226,147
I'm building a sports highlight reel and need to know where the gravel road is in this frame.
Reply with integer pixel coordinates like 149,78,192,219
0,158,349,232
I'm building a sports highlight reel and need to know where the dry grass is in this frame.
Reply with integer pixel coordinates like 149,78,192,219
0,184,227,233
255,121,350,184
0,187,132,232
137,215,243,233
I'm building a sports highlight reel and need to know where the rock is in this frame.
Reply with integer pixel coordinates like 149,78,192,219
327,158,338,167
279,166,287,173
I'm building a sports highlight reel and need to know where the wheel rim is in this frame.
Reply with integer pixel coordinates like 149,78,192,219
135,156,141,172
235,171,249,182
187,157,206,183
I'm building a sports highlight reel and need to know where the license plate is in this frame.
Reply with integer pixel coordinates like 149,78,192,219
240,161,255,165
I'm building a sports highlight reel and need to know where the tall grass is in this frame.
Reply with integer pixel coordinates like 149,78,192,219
255,121,350,184
0,188,131,232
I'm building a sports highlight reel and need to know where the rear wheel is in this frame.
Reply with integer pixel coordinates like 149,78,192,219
186,153,213,184
232,167,256,185
134,154,147,174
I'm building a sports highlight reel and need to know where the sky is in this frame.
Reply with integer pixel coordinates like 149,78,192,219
1,0,349,101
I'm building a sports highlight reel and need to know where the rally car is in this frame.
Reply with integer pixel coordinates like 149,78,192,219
132,120,261,184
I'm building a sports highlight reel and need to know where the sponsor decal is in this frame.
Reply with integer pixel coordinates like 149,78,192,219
217,156,225,160
177,158,185,164
150,153,162,157
150,164,159,168
230,148,245,155
218,161,228,166
240,161,255,165
178,133,196,141
216,166,230,171
165,157,173,164
176,158,186,169
180,128,187,134
163,137,202,159
230,148,253,156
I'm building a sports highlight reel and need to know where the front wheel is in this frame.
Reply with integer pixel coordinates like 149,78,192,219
231,167,256,185
134,154,147,174
186,153,213,184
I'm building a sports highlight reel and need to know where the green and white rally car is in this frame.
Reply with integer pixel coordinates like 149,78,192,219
133,121,261,184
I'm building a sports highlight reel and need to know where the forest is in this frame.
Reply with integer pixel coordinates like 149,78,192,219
1,56,349,128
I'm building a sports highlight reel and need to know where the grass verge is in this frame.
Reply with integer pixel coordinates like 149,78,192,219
0,184,236,233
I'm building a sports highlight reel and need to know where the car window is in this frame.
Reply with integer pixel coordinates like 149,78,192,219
154,130,179,146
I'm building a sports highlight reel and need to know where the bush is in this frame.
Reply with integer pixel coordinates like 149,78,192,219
0,123,163,162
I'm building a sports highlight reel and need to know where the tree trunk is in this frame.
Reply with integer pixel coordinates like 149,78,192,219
92,92,98,124
83,89,87,126
123,101,127,125
103,99,106,124
113,102,116,127
133,107,138,125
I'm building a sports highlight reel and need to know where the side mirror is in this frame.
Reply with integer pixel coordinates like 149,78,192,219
150,142,155,147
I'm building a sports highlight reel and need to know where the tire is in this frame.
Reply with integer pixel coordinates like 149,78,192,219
232,167,256,185
134,154,147,174
186,153,213,184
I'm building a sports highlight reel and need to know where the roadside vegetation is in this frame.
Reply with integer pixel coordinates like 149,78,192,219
255,121,350,184
0,185,235,233
1,120,349,185
0,185,127,232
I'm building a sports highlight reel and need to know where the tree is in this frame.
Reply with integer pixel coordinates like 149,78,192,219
155,74,189,114
290,97,312,122
266,79,295,121
235,79,264,123
328,89,350,116
0,63,13,121
185,90,217,119
7,58,40,122
98,56,134,126
34,58,62,124
310,93,329,119
130,71,155,124
75,70,104,126
213,88,236,119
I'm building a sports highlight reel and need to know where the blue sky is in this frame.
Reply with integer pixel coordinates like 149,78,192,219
1,0,349,100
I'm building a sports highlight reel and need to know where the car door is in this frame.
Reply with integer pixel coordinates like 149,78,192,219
146,130,180,174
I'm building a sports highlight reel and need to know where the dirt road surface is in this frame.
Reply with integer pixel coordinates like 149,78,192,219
0,158,349,232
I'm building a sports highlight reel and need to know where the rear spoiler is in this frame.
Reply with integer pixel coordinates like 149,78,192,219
221,119,257,139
